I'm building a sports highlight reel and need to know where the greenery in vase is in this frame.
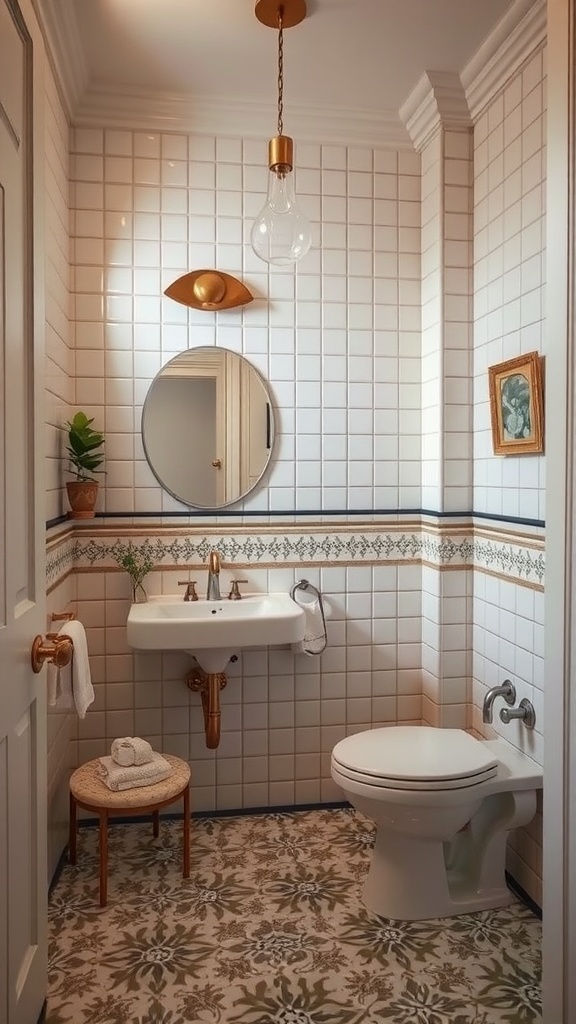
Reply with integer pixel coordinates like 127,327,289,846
65,411,105,482
116,549,154,595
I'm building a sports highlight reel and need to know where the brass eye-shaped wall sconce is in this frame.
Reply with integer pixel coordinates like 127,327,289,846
164,270,254,311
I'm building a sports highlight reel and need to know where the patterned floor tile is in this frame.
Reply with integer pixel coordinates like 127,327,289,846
47,807,542,1023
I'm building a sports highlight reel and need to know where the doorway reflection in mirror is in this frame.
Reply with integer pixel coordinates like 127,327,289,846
141,347,274,509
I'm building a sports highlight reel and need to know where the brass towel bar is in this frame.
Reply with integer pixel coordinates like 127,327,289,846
31,634,73,674
31,611,76,673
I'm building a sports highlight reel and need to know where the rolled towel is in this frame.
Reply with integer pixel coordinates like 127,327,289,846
111,736,154,767
96,752,172,792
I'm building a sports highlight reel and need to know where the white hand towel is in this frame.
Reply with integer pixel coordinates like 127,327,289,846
292,595,327,657
47,658,74,711
96,752,172,791
111,736,154,767
48,620,94,719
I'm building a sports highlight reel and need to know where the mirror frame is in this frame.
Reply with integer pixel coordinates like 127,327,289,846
141,346,275,510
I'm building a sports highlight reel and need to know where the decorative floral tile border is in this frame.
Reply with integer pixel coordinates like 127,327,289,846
473,530,545,586
46,528,77,587
421,523,545,588
46,518,545,592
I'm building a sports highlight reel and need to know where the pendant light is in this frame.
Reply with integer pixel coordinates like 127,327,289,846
251,0,312,266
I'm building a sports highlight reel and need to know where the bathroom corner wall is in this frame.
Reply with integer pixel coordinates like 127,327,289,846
45,75,73,523
44,59,76,877
472,44,547,524
403,76,474,729
470,41,547,904
421,561,472,729
421,127,474,516
397,12,546,903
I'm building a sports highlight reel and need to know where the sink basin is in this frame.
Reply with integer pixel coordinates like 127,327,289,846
127,593,306,673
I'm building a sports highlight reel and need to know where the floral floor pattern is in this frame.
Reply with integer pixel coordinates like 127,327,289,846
47,807,542,1023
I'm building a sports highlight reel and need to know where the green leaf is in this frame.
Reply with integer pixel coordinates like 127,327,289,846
64,410,105,481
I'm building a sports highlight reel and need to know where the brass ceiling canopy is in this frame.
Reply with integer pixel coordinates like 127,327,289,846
164,271,253,311
254,0,307,30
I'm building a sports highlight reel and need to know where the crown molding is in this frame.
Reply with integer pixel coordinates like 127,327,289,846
32,0,88,119
32,0,412,148
399,0,545,146
34,0,544,149
73,84,413,149
461,0,546,122
399,72,471,152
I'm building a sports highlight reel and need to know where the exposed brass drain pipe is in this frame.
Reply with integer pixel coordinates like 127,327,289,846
186,666,228,749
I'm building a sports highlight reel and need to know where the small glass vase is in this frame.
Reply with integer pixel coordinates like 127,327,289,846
132,582,147,604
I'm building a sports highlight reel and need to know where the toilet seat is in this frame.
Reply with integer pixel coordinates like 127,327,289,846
331,726,499,792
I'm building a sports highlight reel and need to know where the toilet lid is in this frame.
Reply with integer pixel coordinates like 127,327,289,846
332,727,499,791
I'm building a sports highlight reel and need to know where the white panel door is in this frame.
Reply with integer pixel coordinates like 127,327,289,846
0,1,47,1022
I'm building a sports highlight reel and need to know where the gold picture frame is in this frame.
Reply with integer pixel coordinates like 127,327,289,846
488,351,544,455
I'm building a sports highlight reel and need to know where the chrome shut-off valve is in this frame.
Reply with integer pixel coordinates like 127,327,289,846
500,698,536,729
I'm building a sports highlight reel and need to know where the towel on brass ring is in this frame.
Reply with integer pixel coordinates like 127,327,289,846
291,587,327,657
47,619,94,719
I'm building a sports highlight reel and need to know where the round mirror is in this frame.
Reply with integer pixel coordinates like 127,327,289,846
142,347,274,508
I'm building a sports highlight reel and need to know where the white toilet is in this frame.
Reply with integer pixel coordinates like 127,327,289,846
331,726,542,921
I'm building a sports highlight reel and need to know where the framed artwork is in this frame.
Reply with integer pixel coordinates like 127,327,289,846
488,351,544,455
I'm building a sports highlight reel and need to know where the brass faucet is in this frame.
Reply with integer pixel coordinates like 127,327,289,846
207,550,221,601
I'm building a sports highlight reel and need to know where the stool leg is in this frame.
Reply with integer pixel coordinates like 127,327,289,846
69,792,78,865
183,784,190,879
99,810,108,907
153,810,159,838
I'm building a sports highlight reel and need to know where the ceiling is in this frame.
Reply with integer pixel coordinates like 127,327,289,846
39,0,523,145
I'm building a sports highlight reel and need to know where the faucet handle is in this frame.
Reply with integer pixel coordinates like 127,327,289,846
178,580,198,601
500,698,536,729
228,580,248,601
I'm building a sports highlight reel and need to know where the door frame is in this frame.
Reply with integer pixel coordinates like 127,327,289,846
543,0,576,1020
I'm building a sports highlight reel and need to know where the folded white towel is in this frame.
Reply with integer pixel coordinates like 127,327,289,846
47,620,94,718
96,752,172,791
111,736,154,767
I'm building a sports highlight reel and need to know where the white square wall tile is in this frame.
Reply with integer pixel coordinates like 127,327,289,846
73,128,104,154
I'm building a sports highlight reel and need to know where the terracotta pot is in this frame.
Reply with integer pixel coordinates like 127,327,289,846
66,480,99,519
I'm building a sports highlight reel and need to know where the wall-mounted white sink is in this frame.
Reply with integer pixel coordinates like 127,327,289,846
127,593,306,673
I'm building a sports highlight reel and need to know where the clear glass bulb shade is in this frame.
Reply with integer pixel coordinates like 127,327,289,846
250,168,312,266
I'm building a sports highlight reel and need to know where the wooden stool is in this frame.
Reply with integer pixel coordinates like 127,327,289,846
69,753,191,906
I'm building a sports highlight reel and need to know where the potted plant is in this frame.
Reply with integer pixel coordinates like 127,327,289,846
64,411,105,519
115,548,154,603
